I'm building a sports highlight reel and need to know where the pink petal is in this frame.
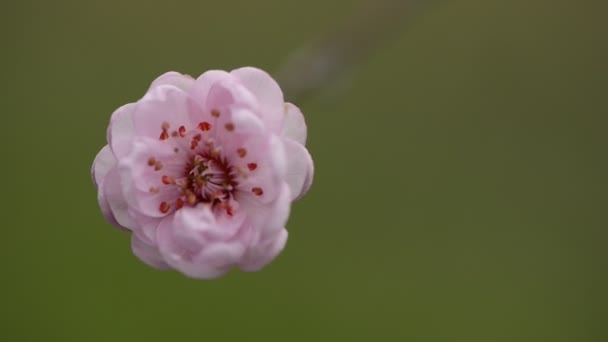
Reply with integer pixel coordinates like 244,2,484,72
282,138,314,201
238,183,291,239
147,72,195,93
118,137,186,218
156,207,249,279
131,233,171,270
204,77,258,116
234,134,286,205
239,228,288,272
281,102,307,145
134,85,200,139
102,168,137,230
108,103,136,159
96,177,121,229
189,70,233,109
231,67,284,134
92,145,116,187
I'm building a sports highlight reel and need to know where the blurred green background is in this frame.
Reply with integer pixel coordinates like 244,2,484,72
2,0,606,341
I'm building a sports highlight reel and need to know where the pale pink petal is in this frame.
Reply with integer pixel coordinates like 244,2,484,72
281,102,307,145
119,137,186,194
231,67,284,133
134,85,200,139
92,145,116,187
238,183,291,239
282,138,314,201
189,70,233,109
239,228,288,272
204,77,258,117
148,72,195,93
118,137,186,218
102,168,137,230
96,177,121,229
108,103,136,159
156,207,249,279
233,135,286,204
131,233,171,270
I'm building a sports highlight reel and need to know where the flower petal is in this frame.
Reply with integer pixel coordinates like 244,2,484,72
231,67,284,133
131,233,171,270
97,177,121,229
156,207,249,279
102,168,137,230
189,70,233,109
92,145,116,187
282,138,314,201
108,103,136,159
238,183,291,239
134,85,200,139
239,228,288,272
281,102,307,145
118,137,186,218
147,72,195,93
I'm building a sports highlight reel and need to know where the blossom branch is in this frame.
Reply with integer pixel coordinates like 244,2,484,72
275,0,435,102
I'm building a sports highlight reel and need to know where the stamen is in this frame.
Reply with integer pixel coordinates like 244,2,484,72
161,175,174,185
161,122,170,130
176,198,184,209
237,148,247,158
159,131,169,140
198,122,211,131
154,161,163,171
185,190,197,205
211,109,220,117
178,126,187,137
148,157,157,166
159,201,170,213
247,163,257,171
225,123,235,131
252,187,264,196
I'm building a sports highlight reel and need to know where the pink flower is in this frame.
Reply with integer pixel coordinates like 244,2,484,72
92,67,313,278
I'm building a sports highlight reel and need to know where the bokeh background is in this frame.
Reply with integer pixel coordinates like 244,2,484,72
2,0,606,341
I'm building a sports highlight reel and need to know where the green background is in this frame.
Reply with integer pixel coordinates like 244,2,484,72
2,0,606,341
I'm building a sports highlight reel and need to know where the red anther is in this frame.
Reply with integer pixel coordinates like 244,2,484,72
161,175,174,185
237,148,247,158
247,163,257,171
193,134,202,141
185,190,197,205
175,198,184,209
252,187,264,196
178,126,186,137
159,131,169,140
159,201,170,213
211,109,220,117
198,122,211,131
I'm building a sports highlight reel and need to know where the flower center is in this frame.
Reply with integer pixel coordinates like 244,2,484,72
183,153,236,207
154,117,264,216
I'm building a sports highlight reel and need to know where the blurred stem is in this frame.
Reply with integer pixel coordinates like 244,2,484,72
276,0,434,102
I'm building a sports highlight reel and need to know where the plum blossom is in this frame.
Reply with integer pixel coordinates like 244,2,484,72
91,67,313,279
